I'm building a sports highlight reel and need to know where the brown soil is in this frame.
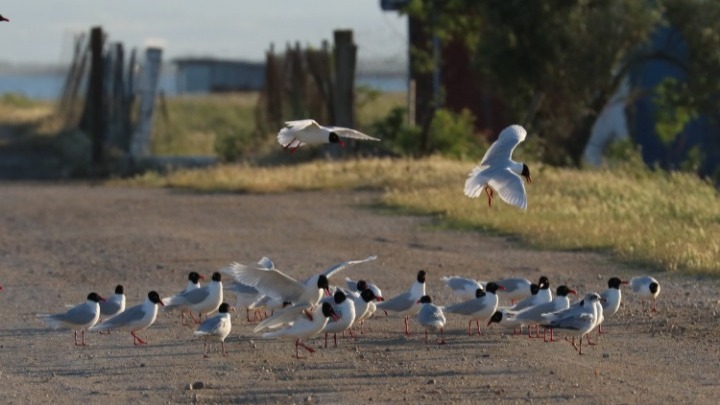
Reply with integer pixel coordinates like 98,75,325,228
1,183,718,404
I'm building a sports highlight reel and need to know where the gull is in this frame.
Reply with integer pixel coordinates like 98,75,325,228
163,272,223,324
494,277,533,304
38,292,105,346
99,285,126,318
503,285,577,340
321,290,356,348
234,255,376,332
630,276,660,312
89,291,164,346
443,282,504,336
417,295,447,345
441,276,486,301
464,124,532,210
261,301,340,359
376,270,427,335
163,271,205,325
193,302,232,358
598,277,628,334
277,119,380,153
349,288,384,334
345,277,383,301
224,257,273,322
540,293,603,355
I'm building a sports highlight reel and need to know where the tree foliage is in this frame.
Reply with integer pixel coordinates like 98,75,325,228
404,0,720,166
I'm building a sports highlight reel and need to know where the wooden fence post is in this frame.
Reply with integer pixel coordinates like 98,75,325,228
332,30,356,128
86,26,105,165
130,47,163,159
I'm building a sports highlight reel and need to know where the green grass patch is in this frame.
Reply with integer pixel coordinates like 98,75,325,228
114,157,720,276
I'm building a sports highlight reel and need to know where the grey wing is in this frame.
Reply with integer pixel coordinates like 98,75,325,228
99,300,122,316
443,276,482,292
419,305,445,324
376,291,413,312
345,277,359,292
225,281,259,295
321,255,378,279
94,305,145,330
542,312,595,330
170,287,210,307
277,119,317,147
487,168,527,210
480,125,526,166
197,314,227,335
55,304,96,325
326,126,381,141
514,301,555,322
444,298,491,316
225,262,304,302
497,278,531,293
254,304,306,332
256,256,275,270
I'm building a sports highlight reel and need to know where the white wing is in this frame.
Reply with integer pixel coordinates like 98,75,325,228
480,125,526,166
324,126,381,142
320,255,378,279
223,262,305,303
488,169,528,210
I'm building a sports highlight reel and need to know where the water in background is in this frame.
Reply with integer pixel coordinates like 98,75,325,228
0,71,406,100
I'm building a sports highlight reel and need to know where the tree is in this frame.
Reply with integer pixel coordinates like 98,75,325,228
404,0,720,167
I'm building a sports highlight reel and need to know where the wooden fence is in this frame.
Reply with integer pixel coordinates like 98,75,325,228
256,30,357,137
56,26,160,166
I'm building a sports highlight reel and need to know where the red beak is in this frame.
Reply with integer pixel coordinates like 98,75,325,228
100,296,107,302
339,139,346,148
198,275,206,280
0,18,9,22
375,296,384,301
569,290,577,295
158,299,165,307
621,281,629,285
324,288,331,297
331,313,341,322
498,286,506,290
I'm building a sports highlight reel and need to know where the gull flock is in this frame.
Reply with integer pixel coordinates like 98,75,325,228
34,123,662,359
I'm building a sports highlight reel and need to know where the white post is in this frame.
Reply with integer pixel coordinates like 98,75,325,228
130,47,163,158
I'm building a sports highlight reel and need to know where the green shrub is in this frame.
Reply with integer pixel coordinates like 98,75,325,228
214,129,256,162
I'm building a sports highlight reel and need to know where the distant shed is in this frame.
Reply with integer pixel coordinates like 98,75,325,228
173,58,265,94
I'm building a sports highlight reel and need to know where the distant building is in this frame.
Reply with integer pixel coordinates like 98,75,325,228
173,58,265,94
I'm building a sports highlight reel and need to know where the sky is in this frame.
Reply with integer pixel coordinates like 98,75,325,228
0,0,408,70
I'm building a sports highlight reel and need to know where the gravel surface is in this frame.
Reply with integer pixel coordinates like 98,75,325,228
1,183,718,404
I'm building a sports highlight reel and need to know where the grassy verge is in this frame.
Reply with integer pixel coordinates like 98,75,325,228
114,157,720,276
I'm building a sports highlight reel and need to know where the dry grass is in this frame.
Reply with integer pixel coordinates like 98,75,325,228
115,157,720,275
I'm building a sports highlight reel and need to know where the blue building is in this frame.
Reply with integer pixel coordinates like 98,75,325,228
173,58,265,94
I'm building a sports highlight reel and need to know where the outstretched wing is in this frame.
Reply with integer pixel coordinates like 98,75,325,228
325,126,381,142
480,125,526,166
224,262,305,303
487,169,528,210
320,255,378,280
277,119,323,148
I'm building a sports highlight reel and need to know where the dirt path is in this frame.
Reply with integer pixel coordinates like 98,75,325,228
0,183,718,404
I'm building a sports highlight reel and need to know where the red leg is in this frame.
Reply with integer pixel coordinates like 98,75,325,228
424,329,429,344
439,328,446,345
333,333,338,348
324,333,329,348
221,341,227,357
203,341,209,358
295,339,315,359
586,334,597,346
467,320,473,336
131,331,147,345
476,320,482,336
578,336,584,355
652,299,658,312
404,316,410,336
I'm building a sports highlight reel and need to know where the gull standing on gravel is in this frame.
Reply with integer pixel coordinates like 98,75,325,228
261,301,340,359
464,124,532,210
99,285,126,319
277,119,381,153
321,290,356,348
443,282,504,336
598,277,628,334
417,295,447,345
37,292,105,346
540,293,603,355
90,291,164,346
164,271,204,325
193,302,232,358
630,276,661,312
495,277,534,304
441,276,486,301
345,277,383,301
163,272,223,323
503,285,577,340
349,288,384,334
376,270,427,335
